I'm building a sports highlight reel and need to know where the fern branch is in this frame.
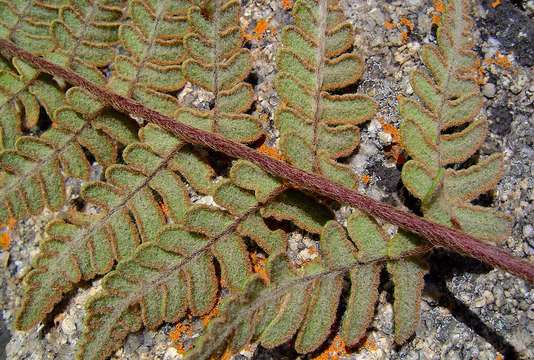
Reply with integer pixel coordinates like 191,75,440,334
185,250,417,360
274,0,376,187
77,182,287,360
1,38,531,283
400,0,511,242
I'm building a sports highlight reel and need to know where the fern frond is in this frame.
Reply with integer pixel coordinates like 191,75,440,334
76,152,342,359
274,0,377,188
0,84,138,224
399,0,511,242
187,213,428,358
178,0,262,143
109,0,194,112
0,57,64,150
46,0,124,81
14,129,203,330
0,0,65,54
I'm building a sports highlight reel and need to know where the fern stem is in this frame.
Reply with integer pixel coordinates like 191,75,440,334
2,39,532,283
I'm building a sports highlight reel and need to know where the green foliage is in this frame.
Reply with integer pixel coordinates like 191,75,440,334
187,214,428,359
274,0,377,188
175,0,262,143
399,0,511,242
0,0,516,359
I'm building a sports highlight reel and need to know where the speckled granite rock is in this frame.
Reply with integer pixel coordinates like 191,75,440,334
1,1,532,359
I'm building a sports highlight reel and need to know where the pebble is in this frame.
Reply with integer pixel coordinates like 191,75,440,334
523,224,533,238
163,347,182,360
61,316,76,336
482,83,497,98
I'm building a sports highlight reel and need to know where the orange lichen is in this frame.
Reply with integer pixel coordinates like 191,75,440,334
281,0,293,10
159,203,170,217
431,14,442,26
400,31,409,44
361,336,378,352
384,20,395,30
201,306,220,327
474,59,487,85
169,322,193,354
7,217,16,229
495,353,504,360
491,0,502,8
399,17,414,31
382,123,400,144
494,51,512,69
218,348,233,360
243,18,272,41
485,51,512,69
258,143,284,161
255,19,269,38
312,336,348,360
250,252,269,283
361,174,371,185
433,0,445,13
0,232,10,251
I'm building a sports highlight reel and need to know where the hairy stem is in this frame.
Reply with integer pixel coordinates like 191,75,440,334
1,39,532,283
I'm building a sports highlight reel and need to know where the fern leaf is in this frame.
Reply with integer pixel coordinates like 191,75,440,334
188,209,427,357
45,0,123,81
0,57,64,150
0,0,64,54
76,149,346,358
189,210,428,358
274,0,377,188
178,0,262,143
15,134,198,330
111,0,192,112
0,84,138,224
76,205,257,360
399,0,511,243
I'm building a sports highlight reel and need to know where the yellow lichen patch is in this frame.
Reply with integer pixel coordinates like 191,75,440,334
258,143,284,161
312,336,348,360
491,0,502,8
250,252,269,283
495,353,504,360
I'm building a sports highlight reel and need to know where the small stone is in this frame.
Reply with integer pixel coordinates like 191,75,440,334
482,83,496,98
163,347,182,360
482,290,494,305
473,296,486,308
368,8,385,25
61,316,76,335
523,224,533,238
378,131,392,146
